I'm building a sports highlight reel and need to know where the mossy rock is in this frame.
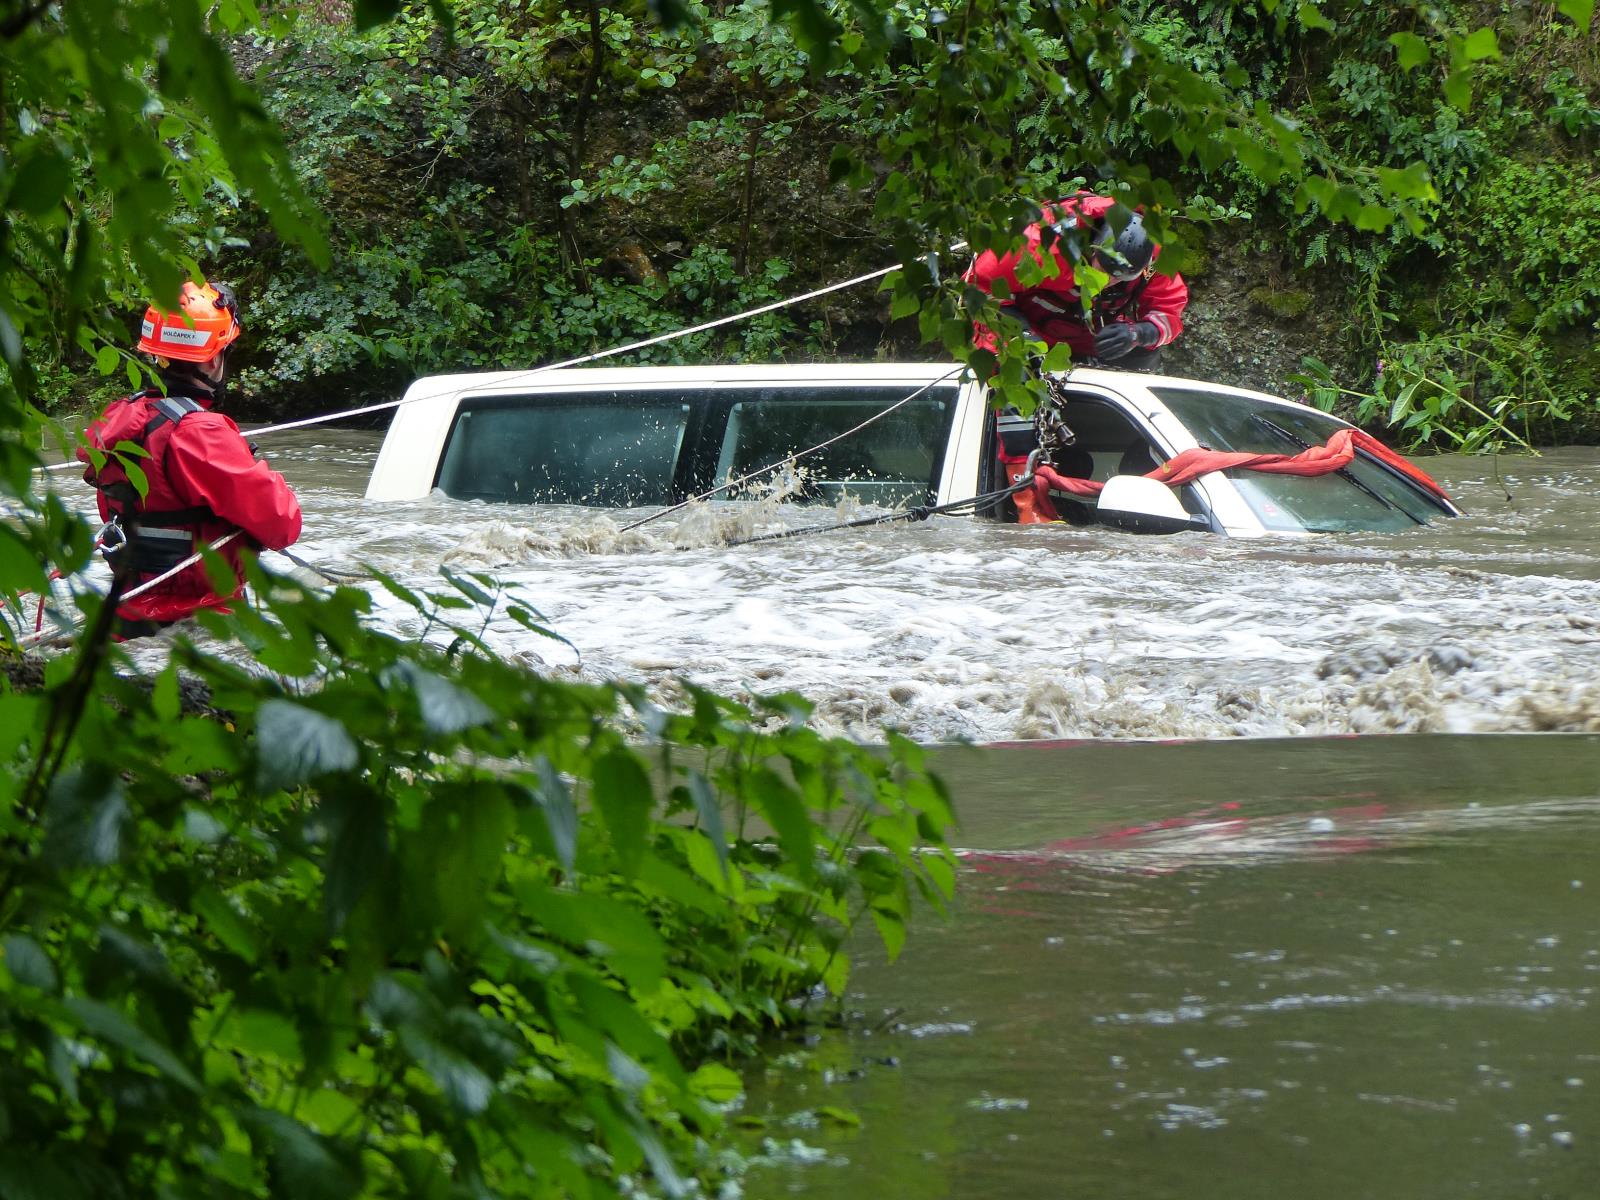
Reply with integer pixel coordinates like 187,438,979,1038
1504,299,1540,332
1172,240,1211,278
1549,328,1600,395
1398,298,1447,336
1245,286,1313,321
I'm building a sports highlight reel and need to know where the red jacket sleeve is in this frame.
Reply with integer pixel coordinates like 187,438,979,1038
1136,271,1188,347
164,414,303,550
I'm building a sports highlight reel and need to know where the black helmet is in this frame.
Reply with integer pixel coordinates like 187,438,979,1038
1091,210,1155,282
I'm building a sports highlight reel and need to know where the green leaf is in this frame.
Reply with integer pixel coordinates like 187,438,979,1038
219,1008,301,1060
353,0,402,31
517,888,665,989
1297,2,1334,32
367,566,424,612
255,699,359,790
63,998,199,1091
0,1152,90,1200
2,934,58,992
1376,163,1435,202
151,663,181,721
1443,68,1473,110
1388,32,1430,71
404,664,494,735
194,887,260,963
687,770,728,876
440,565,495,607
920,851,957,901
592,750,652,876
432,787,512,938
1354,204,1396,231
1461,26,1500,61
870,905,906,962
748,767,815,881
1390,380,1423,423
533,758,578,875
324,788,389,935
1556,0,1593,33
245,1110,362,1200
8,148,72,217
689,1061,744,1104
889,287,921,321
0,525,47,592
399,1025,494,1114
1042,342,1075,374
43,766,128,867
567,974,682,1087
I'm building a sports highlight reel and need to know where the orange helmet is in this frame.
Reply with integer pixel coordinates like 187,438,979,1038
136,281,241,362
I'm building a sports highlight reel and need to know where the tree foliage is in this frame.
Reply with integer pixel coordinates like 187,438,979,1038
1,0,1591,1195
131,0,1594,443
2,566,955,1196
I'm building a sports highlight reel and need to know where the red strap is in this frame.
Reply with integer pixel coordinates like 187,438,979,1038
1150,428,1451,503
1018,428,1451,519
1349,431,1452,503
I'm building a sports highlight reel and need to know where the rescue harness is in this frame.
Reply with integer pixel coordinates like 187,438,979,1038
86,393,220,576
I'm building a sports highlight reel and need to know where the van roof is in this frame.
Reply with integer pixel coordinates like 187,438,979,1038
402,362,975,398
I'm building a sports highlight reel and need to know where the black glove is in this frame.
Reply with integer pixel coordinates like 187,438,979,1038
1093,320,1159,361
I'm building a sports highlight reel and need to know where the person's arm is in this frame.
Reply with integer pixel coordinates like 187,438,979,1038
165,414,303,550
965,249,1020,353
1135,271,1188,347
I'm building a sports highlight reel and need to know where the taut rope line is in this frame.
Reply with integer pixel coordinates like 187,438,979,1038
34,250,963,475
9,530,242,650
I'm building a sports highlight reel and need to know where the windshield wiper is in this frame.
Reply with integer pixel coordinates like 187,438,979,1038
1249,414,1423,525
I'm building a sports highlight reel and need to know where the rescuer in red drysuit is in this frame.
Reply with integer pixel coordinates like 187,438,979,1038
79,281,301,635
966,192,1189,370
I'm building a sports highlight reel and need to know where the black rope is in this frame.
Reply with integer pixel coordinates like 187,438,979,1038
273,548,370,582
722,478,1032,548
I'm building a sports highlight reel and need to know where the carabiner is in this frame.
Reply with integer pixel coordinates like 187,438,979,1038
96,516,127,556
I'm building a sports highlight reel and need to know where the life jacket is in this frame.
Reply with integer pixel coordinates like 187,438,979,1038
85,393,218,575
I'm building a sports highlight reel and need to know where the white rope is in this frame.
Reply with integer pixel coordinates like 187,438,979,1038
10,247,963,642
10,530,242,650
35,252,951,473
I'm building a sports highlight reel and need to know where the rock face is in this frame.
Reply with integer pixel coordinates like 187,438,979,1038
1160,229,1358,405
2,651,223,719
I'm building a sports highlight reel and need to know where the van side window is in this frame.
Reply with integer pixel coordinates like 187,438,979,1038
432,382,959,508
713,389,952,506
436,398,690,505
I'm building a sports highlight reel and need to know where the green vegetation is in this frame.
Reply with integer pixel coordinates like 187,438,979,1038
1,1,1594,1197
2,563,955,1196
172,1,1600,446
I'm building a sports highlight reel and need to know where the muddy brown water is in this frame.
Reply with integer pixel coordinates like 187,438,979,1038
35,434,1600,1195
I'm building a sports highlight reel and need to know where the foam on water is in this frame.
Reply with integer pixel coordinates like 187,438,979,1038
32,435,1600,742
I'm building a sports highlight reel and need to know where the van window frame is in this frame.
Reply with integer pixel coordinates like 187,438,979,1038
432,380,962,508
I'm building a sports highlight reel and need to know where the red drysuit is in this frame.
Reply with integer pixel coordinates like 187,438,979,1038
966,192,1188,358
80,390,302,624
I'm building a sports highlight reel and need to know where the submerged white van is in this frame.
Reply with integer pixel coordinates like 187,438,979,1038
364,363,1459,536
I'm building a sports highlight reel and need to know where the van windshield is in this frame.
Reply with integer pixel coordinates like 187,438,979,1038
1153,387,1450,532
432,382,957,507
